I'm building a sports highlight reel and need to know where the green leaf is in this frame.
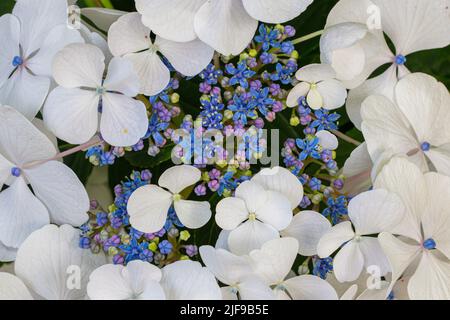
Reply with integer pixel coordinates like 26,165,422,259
0,0,14,15
125,144,174,169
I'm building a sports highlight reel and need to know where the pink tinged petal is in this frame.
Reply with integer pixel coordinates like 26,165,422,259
0,241,17,262
24,160,89,226
346,65,397,130
155,36,214,77
103,57,140,97
235,180,268,213
158,165,201,194
252,166,304,210
316,130,339,150
0,69,50,120
348,189,406,235
242,0,313,24
0,273,33,300
125,51,170,96
161,260,221,300
100,93,148,147
0,106,56,165
15,224,107,300
333,241,364,283
249,238,299,285
286,82,310,108
215,197,249,230
26,25,84,78
194,0,258,56
228,220,280,256
199,246,253,286
371,0,450,55
107,12,152,57
13,0,68,56
316,79,347,110
173,200,211,230
52,43,104,89
0,177,49,248
43,87,99,145
136,0,206,42
317,221,355,258
0,14,20,87
374,158,426,241
422,172,450,259
408,251,450,300
358,237,391,276
238,275,276,300
281,211,331,256
283,275,339,300
80,7,126,32
127,185,173,233
378,232,421,296
256,191,293,231
295,64,336,83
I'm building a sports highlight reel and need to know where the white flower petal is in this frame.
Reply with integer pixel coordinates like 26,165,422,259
173,199,211,230
100,93,148,147
103,57,140,97
136,0,206,42
0,241,17,262
199,246,253,286
0,105,56,165
358,237,391,276
282,211,331,256
0,153,13,188
0,273,33,300
221,286,238,300
215,197,249,230
317,221,355,258
161,260,221,300
249,237,299,285
284,275,339,300
15,225,106,300
81,7,126,32
228,220,279,256
333,241,364,283
24,160,89,226
286,82,310,108
238,275,275,300
256,191,292,231
155,36,214,77
252,166,304,210
348,189,406,235
107,12,151,57
316,130,339,150
215,230,231,251
159,165,201,194
43,87,99,145
52,43,104,89
242,0,313,23
0,14,20,87
0,70,50,120
127,185,173,233
325,0,375,26
295,63,336,83
87,264,135,300
316,79,347,110
0,177,49,248
408,251,450,300
194,0,258,56
371,0,450,55
306,88,323,110
126,260,164,299
426,148,450,177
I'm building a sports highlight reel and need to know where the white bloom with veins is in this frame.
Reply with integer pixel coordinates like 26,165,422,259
127,165,212,234
0,225,106,300
320,0,450,128
249,238,339,300
43,43,148,147
0,106,89,259
135,0,313,56
317,189,405,283
199,245,275,300
107,12,214,96
287,64,347,110
215,180,293,256
361,73,450,176
375,158,450,300
0,0,84,119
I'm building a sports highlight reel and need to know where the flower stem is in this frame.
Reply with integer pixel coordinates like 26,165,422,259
291,30,324,45
330,130,362,146
22,136,103,169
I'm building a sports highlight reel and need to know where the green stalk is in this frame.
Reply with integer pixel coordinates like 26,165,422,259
291,30,324,45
